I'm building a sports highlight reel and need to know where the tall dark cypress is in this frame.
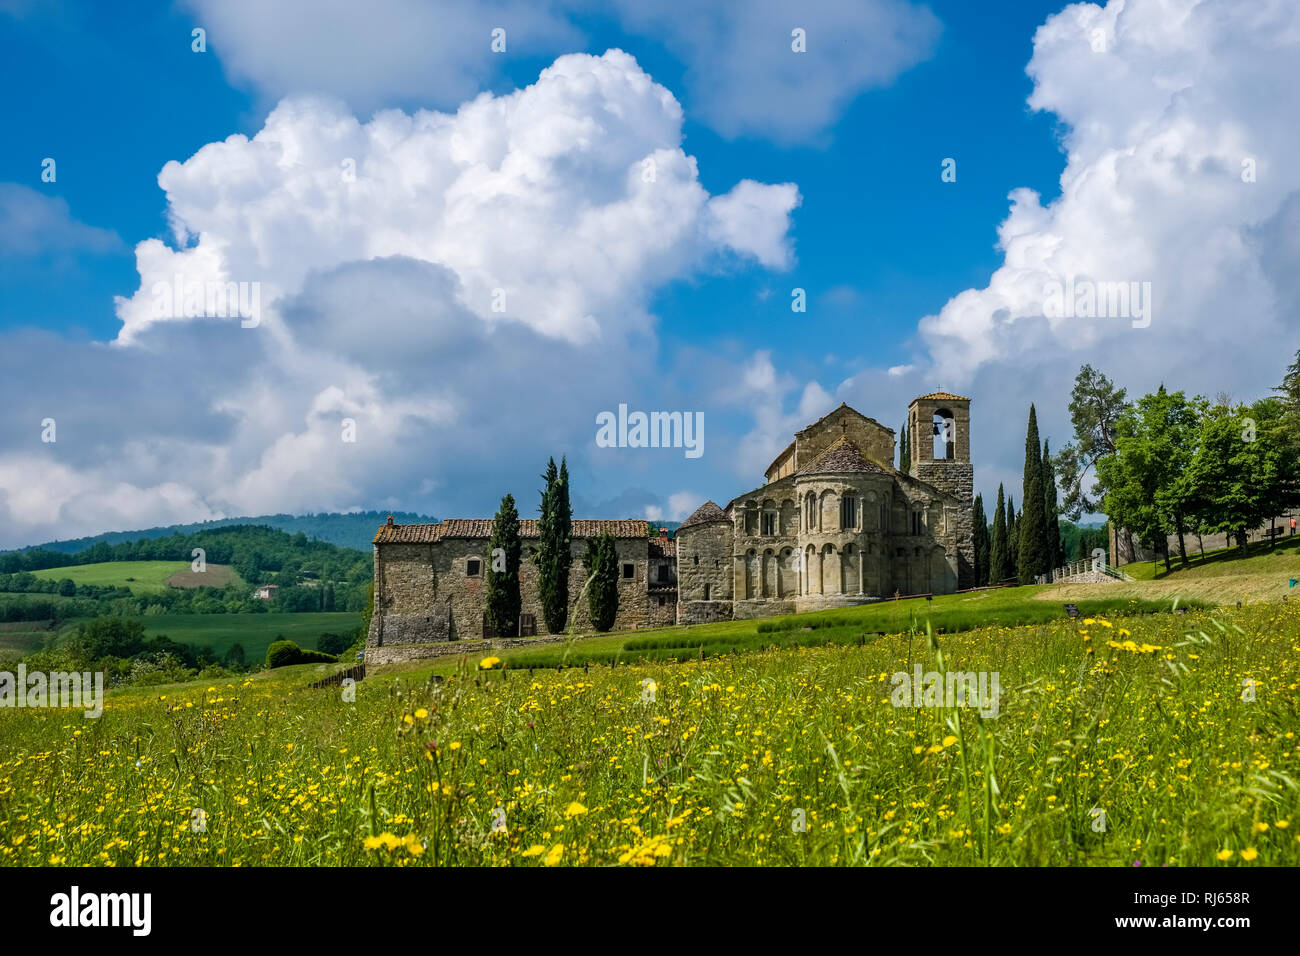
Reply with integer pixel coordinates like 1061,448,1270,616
1017,404,1048,584
989,484,1008,583
1042,438,1062,573
972,493,989,586
1006,495,1017,566
585,532,619,632
555,457,573,620
899,421,910,473
536,458,566,634
485,493,522,636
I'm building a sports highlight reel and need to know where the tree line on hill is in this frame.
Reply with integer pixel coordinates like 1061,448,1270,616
969,349,1300,583
16,616,362,687
970,404,1079,586
1053,356,1300,570
0,526,371,618
0,576,362,623
8,510,438,555
22,617,241,686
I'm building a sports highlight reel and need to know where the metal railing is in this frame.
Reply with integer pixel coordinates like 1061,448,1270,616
1036,558,1136,584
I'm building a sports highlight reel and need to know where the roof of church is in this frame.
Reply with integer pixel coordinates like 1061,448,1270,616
763,402,897,477
795,436,891,477
795,401,893,438
912,391,971,402
678,500,729,528
374,518,650,544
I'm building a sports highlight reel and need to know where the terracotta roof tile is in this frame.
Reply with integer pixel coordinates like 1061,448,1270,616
649,538,676,557
374,518,650,544
678,500,729,529
795,436,890,477
912,391,970,402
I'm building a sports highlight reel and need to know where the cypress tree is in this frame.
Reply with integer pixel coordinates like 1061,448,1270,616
1006,495,1017,561
1043,438,1062,573
556,457,573,617
1017,404,1049,583
536,458,569,634
972,493,989,586
585,532,619,632
989,484,1008,583
486,493,522,636
899,421,910,472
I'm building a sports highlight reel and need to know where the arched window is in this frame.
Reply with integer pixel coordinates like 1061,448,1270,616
805,492,817,531
840,495,858,530
704,583,711,600
933,408,955,460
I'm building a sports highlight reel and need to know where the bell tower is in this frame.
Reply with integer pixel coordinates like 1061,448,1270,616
907,392,974,587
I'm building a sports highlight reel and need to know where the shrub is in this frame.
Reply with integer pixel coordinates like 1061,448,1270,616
265,640,299,668
265,639,337,668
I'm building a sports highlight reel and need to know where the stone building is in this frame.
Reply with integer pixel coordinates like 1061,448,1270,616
367,395,973,656
367,518,677,652
676,395,974,624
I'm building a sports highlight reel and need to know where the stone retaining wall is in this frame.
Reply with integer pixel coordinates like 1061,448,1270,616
365,633,577,667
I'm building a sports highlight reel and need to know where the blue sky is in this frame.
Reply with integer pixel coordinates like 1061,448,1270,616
2,0,1063,344
2,0,1296,547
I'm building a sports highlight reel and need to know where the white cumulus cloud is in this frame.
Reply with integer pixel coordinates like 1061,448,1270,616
0,51,800,548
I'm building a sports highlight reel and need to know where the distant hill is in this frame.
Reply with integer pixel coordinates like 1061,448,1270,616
6,511,438,555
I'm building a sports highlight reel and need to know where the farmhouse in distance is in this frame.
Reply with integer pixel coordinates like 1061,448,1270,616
366,394,974,662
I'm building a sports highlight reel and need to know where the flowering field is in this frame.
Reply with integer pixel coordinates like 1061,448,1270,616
1,602,1298,866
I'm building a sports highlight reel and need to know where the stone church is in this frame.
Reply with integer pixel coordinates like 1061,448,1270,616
365,393,973,660
676,394,974,624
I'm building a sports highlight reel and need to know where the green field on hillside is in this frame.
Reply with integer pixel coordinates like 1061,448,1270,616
387,586,1198,676
1123,536,1300,581
30,560,243,595
2,610,361,665
0,622,59,659
142,612,361,659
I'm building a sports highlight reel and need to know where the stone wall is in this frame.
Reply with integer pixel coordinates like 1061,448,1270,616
675,520,733,602
370,534,661,648
646,592,677,627
678,600,733,625
365,633,580,667
910,461,974,589
798,411,895,470
734,598,796,619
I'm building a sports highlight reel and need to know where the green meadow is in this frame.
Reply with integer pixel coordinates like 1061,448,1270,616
30,560,243,595
140,612,361,659
394,585,1203,676
1,598,1295,867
